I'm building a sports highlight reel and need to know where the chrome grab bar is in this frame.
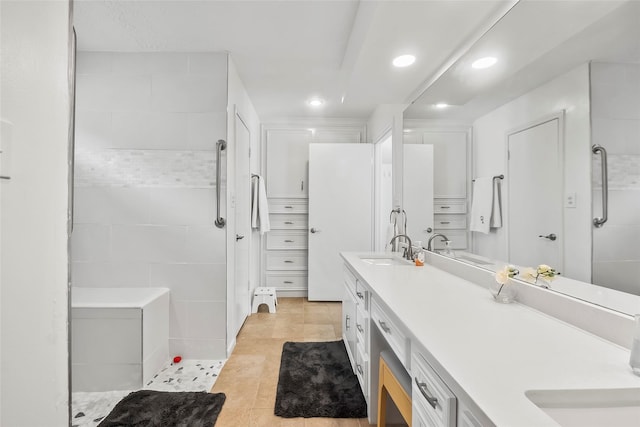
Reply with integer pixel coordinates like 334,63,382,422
214,139,227,228
592,144,608,228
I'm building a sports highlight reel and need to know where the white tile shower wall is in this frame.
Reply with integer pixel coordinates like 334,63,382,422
73,52,229,359
591,62,640,296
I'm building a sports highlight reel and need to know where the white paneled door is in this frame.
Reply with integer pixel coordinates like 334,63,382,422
308,143,373,301
507,117,563,270
233,111,251,337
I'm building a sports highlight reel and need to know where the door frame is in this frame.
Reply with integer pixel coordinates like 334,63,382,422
373,128,393,251
505,111,565,271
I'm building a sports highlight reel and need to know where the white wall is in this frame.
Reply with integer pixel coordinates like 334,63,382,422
591,62,640,295
72,51,229,359
472,64,591,281
1,1,70,425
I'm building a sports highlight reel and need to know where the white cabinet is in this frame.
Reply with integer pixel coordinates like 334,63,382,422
411,349,457,427
264,129,312,198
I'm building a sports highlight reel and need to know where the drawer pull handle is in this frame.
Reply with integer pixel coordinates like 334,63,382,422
356,291,364,299
284,260,294,263
284,206,293,209
284,221,294,225
440,221,450,225
284,239,294,243
415,377,438,409
345,314,350,330
378,320,391,333
440,206,451,209
356,364,363,375
283,280,293,284
356,324,364,333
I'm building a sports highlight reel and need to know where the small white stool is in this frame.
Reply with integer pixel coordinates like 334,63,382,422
251,287,277,313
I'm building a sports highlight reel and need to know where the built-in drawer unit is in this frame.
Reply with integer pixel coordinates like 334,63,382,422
355,304,368,345
411,350,457,427
371,297,409,367
434,199,466,214
265,251,308,270
266,230,308,250
268,199,308,214
265,272,307,290
355,279,368,311
269,213,308,230
434,214,467,230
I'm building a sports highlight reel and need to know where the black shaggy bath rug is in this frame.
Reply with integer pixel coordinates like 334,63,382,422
274,340,367,418
97,390,226,427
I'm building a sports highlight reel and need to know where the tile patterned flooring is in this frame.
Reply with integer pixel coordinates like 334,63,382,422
212,297,376,427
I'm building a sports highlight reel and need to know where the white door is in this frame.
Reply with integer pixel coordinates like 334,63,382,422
233,111,251,336
308,143,373,301
403,144,434,245
507,117,562,269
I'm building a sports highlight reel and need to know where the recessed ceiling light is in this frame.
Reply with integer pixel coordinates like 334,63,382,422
434,103,449,109
472,56,497,69
392,54,416,68
307,98,324,107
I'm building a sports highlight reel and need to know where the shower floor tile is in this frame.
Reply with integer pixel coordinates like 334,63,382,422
71,359,225,427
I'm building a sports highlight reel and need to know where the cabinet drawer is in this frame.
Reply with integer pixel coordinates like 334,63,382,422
411,351,457,427
434,200,466,214
432,230,468,250
355,304,368,346
355,279,368,311
371,298,409,367
355,342,369,400
269,213,308,230
434,214,466,229
269,199,308,214
265,272,307,289
265,251,307,270
266,230,308,250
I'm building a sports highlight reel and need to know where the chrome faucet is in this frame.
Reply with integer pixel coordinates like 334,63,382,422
389,234,413,260
426,233,450,251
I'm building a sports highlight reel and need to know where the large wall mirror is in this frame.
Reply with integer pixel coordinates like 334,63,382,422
403,0,640,315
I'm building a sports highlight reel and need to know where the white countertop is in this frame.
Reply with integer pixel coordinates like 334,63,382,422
341,252,640,427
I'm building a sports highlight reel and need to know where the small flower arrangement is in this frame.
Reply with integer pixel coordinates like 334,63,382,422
494,265,519,297
521,264,560,288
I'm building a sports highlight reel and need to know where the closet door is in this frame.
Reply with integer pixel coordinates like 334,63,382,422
308,143,373,301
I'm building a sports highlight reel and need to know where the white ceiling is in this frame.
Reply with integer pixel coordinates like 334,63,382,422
73,0,514,120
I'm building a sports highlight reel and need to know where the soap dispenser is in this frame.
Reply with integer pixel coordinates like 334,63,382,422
442,240,455,258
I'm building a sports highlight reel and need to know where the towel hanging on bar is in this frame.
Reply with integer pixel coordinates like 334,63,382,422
251,174,270,234
470,176,503,233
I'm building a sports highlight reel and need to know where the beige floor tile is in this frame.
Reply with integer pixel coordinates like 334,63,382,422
273,321,305,339
212,377,259,409
253,377,279,409
303,323,340,341
215,407,251,427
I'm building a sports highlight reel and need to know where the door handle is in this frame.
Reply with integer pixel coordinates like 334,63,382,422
236,234,245,241
424,227,433,233
310,227,321,233
538,233,557,241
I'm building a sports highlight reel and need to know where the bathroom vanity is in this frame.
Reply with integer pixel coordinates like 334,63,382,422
340,252,640,427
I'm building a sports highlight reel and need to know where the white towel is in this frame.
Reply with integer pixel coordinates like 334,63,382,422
490,177,503,228
469,177,493,234
251,175,270,234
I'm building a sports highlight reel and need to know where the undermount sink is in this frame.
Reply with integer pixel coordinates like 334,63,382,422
525,388,640,427
359,256,412,266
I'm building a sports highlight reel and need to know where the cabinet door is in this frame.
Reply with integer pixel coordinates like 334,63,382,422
265,129,312,198
422,131,468,198
342,285,357,369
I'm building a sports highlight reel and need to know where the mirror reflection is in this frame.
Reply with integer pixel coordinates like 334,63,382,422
403,0,640,314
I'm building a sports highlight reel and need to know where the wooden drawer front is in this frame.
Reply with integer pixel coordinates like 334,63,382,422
270,213,308,230
434,214,466,229
266,231,308,250
412,351,457,427
265,272,307,289
266,252,307,270
371,298,409,367
434,200,466,214
355,341,369,400
343,266,357,295
269,199,308,214
432,230,468,250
